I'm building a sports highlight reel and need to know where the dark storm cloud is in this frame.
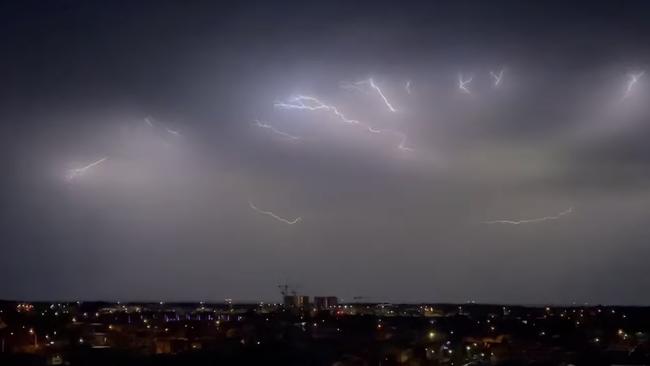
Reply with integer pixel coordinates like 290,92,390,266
2,0,650,304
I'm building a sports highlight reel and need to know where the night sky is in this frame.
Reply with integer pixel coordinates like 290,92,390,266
2,0,650,304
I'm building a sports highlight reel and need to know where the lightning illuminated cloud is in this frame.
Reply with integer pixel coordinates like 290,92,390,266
623,71,644,99
274,95,413,151
489,69,505,88
66,157,108,181
458,73,473,94
483,207,573,225
252,119,300,140
340,78,398,112
249,201,302,225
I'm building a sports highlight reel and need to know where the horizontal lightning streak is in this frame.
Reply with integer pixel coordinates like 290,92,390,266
249,201,302,225
253,119,300,140
274,95,362,125
483,207,573,225
66,157,108,181
166,128,181,136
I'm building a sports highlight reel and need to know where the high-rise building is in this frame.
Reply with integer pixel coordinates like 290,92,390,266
283,296,299,307
298,296,310,307
283,295,310,308
314,296,338,310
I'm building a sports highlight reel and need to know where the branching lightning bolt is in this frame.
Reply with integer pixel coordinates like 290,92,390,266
252,119,300,140
489,69,505,88
483,207,573,225
249,201,302,225
623,71,644,99
66,157,108,181
274,95,413,152
458,73,473,94
274,95,363,126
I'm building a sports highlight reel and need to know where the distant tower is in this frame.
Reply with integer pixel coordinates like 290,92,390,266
278,283,309,308
298,296,310,308
278,283,299,307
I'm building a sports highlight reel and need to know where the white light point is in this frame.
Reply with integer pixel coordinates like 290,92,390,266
252,119,300,140
458,73,473,94
249,201,302,225
405,80,412,95
483,207,573,225
489,69,505,88
66,157,108,181
144,117,154,127
623,71,644,99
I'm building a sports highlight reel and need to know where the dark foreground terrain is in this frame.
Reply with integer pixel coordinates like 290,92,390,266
2,300,650,365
